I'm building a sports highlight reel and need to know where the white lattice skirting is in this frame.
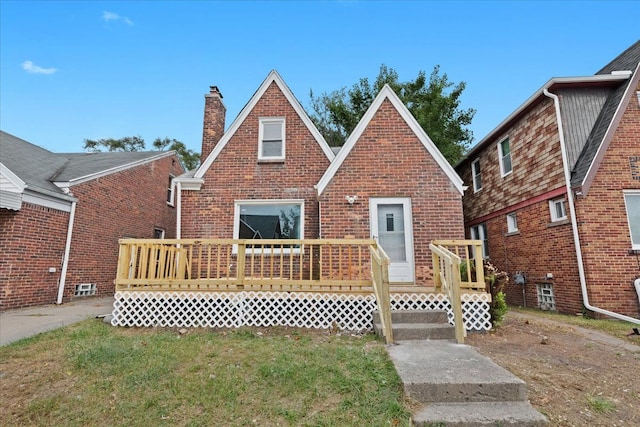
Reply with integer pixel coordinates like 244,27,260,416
112,291,492,332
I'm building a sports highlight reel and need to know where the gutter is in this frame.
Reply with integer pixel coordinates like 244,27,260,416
57,200,77,304
544,88,639,325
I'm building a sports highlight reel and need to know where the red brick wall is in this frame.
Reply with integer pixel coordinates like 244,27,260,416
458,98,584,314
478,198,584,314
574,80,640,317
0,203,69,310
318,99,465,285
459,99,565,223
63,154,183,302
181,82,331,240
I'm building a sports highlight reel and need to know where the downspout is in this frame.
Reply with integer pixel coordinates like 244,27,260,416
544,88,639,324
57,200,77,304
176,181,182,239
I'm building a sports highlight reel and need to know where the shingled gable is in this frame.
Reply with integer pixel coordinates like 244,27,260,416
190,70,335,184
316,84,465,195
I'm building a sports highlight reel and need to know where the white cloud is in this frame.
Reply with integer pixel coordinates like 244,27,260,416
102,11,133,26
21,60,58,75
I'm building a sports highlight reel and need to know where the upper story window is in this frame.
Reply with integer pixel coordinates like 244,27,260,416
470,223,489,258
259,117,285,160
498,138,512,177
167,175,175,206
506,212,518,233
549,198,567,222
623,191,640,249
471,158,482,192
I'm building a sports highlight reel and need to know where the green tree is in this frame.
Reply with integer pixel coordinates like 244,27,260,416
308,64,475,164
82,136,200,170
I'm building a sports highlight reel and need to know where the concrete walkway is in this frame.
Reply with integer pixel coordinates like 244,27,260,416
0,296,115,346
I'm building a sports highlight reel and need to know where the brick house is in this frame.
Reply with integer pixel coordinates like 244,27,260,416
455,41,640,321
0,131,184,310
177,70,465,287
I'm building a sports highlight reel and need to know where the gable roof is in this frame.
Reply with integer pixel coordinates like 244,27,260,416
571,41,640,192
457,40,640,193
0,130,178,204
192,70,335,180
316,84,466,195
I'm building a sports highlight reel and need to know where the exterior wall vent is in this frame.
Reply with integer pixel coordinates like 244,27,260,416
75,283,96,297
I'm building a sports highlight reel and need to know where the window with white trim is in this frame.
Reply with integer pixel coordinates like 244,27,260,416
498,138,512,176
471,158,482,192
167,175,175,205
623,191,640,249
470,223,489,258
549,198,567,222
506,212,518,233
234,200,303,252
536,283,556,311
258,118,285,160
154,228,165,239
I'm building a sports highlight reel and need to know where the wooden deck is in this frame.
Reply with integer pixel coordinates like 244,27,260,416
115,238,487,343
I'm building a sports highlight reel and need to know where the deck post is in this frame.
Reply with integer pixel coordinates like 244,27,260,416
236,242,246,287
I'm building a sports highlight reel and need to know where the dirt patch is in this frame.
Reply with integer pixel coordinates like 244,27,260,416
466,312,640,427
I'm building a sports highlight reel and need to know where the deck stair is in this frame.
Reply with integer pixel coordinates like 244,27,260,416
375,310,548,426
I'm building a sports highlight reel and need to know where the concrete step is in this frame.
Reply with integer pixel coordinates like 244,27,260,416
375,322,456,341
387,340,528,404
373,309,449,325
413,401,548,426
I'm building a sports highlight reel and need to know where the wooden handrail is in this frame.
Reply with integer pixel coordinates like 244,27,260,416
430,242,465,344
370,244,393,344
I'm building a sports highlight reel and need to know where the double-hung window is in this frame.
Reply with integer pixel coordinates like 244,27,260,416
259,118,285,160
471,158,482,192
234,200,303,253
167,175,175,206
549,198,567,222
498,138,512,176
624,191,640,249
506,213,518,233
470,223,489,258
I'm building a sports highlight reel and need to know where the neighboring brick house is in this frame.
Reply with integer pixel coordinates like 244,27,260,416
176,70,465,286
455,41,640,320
0,131,184,310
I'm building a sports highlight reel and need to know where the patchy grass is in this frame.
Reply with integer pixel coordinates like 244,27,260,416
586,393,616,414
509,307,640,343
0,321,411,427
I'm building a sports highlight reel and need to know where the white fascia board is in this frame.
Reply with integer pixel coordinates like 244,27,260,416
317,85,465,195
22,189,74,212
0,162,26,192
459,74,631,165
579,62,640,192
174,176,204,190
194,70,335,179
59,151,176,187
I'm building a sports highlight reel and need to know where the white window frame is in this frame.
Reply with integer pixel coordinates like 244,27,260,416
498,138,512,177
506,212,518,233
470,223,489,258
623,190,640,250
154,228,166,239
167,175,175,206
471,158,482,192
258,117,286,160
549,198,567,222
233,199,304,254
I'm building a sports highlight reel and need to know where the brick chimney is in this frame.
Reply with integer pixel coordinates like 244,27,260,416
201,86,226,161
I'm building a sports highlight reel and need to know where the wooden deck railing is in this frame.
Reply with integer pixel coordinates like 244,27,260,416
431,240,485,292
370,244,393,344
429,240,486,344
115,238,387,293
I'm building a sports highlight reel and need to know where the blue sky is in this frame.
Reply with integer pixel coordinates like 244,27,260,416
1,1,638,158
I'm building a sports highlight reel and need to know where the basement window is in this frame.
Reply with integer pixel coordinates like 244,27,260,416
75,283,96,297
536,283,556,311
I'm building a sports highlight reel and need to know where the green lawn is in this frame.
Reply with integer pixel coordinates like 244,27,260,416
0,321,411,427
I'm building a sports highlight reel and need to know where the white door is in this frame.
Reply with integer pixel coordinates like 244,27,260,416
370,198,414,283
